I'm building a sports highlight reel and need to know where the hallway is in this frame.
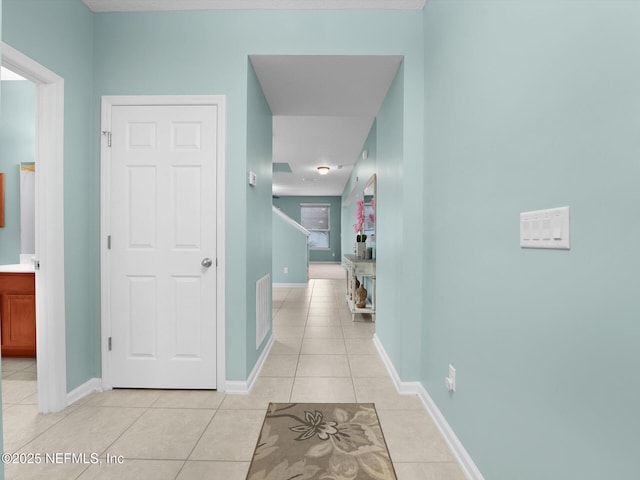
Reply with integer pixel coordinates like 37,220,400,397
2,278,465,480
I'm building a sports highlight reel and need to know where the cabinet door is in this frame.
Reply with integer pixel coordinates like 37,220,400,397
1,293,36,357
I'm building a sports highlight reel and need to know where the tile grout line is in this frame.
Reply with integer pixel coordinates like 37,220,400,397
173,407,220,480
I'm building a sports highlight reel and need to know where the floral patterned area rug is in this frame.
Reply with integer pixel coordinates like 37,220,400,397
246,403,397,480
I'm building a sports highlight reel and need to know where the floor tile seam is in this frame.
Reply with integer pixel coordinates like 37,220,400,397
2,392,38,404
147,404,225,410
181,459,250,463
81,403,158,410
181,407,220,466
5,410,71,455
298,353,348,356
70,460,95,480
93,403,157,461
290,291,312,386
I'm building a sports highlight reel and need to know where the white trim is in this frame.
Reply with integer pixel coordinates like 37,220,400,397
273,283,309,288
66,378,103,406
100,95,226,392
224,334,274,393
272,206,310,236
1,43,67,414
373,335,485,480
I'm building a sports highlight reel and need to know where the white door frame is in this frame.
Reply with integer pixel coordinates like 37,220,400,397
1,43,67,413
100,95,226,391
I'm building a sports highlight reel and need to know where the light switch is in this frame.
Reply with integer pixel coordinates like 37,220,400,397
520,207,570,249
541,216,551,240
531,217,540,240
552,213,562,240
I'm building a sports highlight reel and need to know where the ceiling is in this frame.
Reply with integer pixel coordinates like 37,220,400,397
81,1,407,197
251,55,402,196
82,0,425,12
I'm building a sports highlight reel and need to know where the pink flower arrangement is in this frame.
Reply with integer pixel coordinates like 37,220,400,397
354,198,365,233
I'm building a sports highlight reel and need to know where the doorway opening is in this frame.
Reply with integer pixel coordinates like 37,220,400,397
1,43,67,413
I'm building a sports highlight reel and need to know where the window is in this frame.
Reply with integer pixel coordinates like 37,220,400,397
301,204,330,249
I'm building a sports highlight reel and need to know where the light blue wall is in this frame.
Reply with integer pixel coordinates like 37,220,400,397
0,80,35,265
245,61,273,371
3,2,424,388
421,1,640,478
373,65,412,376
272,209,308,285
341,122,377,259
2,0,97,392
341,65,416,379
91,9,424,381
273,196,341,262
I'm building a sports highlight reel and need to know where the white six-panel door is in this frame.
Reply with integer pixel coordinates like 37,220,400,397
108,104,218,389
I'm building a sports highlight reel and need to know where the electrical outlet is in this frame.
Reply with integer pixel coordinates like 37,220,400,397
445,364,456,392
283,267,288,274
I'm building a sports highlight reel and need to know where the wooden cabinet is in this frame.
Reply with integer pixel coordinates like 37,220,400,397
0,272,36,357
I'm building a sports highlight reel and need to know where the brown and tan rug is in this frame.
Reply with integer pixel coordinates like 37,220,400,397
247,403,397,480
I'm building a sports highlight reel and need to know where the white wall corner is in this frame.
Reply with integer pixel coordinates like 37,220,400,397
66,378,103,407
372,335,485,480
223,333,274,394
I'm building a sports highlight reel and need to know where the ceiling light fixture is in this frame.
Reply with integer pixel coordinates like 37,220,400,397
317,166,330,175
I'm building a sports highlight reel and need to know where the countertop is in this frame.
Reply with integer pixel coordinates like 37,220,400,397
0,264,35,273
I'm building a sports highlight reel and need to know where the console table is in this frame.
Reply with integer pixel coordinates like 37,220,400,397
342,254,376,321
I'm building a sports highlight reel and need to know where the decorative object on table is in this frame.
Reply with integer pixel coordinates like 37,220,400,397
354,198,365,233
354,198,370,258
355,233,367,259
355,278,367,308
247,403,397,480
351,277,360,300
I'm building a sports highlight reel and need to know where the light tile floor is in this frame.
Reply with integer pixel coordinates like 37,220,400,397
1,278,466,480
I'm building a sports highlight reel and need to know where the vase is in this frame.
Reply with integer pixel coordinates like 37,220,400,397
356,242,366,259
355,283,367,309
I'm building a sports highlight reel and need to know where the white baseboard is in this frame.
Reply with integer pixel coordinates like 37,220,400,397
71,337,275,399
66,377,103,406
273,283,308,288
224,333,274,394
373,335,485,480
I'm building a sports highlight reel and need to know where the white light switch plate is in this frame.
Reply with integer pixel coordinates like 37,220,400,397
520,206,570,249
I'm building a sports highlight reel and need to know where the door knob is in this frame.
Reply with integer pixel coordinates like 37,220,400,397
201,258,213,268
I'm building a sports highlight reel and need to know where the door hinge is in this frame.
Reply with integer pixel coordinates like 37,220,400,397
108,337,112,351
107,235,111,250
102,130,112,147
